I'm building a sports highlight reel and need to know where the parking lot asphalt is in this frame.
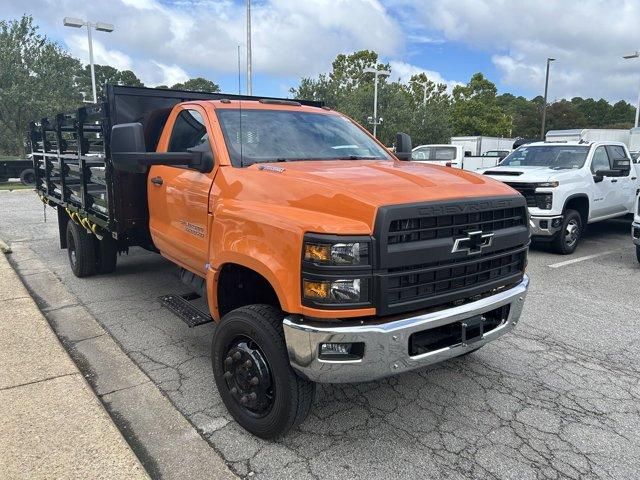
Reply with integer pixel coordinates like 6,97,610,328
1,189,639,480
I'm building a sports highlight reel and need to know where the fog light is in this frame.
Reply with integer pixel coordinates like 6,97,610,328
539,220,548,229
552,217,563,228
319,342,364,360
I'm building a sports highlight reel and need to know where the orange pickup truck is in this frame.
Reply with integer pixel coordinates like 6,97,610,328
31,85,530,438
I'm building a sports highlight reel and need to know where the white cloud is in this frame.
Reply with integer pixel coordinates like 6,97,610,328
388,60,463,92
65,35,133,72
400,0,640,102
5,0,404,88
150,62,190,86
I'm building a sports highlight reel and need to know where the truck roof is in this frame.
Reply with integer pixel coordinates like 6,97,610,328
520,140,628,148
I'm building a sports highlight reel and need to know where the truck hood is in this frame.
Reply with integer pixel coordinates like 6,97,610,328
481,165,569,183
216,160,518,233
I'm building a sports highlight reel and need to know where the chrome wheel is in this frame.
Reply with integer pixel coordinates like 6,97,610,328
564,219,580,247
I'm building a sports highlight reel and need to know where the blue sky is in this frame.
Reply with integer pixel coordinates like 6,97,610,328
3,0,640,103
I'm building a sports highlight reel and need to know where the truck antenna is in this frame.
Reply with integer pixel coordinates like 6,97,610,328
237,45,244,168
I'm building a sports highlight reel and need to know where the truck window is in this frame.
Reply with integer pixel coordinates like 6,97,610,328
501,145,589,169
607,145,630,162
168,109,208,152
590,146,610,173
411,147,431,160
216,109,392,167
434,147,456,160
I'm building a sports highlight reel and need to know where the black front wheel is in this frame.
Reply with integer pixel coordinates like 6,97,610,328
211,305,315,439
552,209,582,255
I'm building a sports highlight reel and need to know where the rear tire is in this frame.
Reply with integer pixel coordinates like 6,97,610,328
66,221,96,277
636,245,640,263
19,168,35,185
96,236,118,274
211,305,315,439
552,209,582,255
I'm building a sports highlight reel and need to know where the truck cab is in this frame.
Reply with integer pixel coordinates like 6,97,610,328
32,86,531,439
482,141,639,254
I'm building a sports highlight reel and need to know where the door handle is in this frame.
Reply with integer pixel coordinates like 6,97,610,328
151,176,163,186
632,177,637,180
610,179,618,183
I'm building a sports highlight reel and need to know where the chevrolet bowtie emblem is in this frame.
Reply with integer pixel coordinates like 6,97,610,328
451,230,495,255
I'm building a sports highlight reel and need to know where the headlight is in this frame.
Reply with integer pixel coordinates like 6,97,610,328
534,193,553,210
303,237,370,266
303,278,365,303
536,181,559,188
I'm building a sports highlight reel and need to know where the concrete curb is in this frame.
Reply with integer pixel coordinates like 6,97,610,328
5,241,236,480
0,247,149,479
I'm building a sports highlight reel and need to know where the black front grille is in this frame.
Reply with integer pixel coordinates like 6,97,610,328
388,206,526,244
374,196,529,316
385,247,526,306
504,182,538,207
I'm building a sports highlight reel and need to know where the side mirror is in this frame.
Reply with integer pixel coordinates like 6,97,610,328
593,172,604,183
395,132,412,161
111,122,213,173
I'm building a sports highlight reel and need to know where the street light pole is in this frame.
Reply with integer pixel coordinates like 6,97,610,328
540,57,555,140
246,0,253,95
63,17,114,103
363,67,391,138
623,51,640,128
417,81,429,106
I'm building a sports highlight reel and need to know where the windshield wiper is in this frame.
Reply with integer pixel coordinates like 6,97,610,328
331,155,380,160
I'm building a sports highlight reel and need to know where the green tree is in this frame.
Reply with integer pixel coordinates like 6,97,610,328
451,73,510,136
0,15,82,156
75,64,144,101
171,77,220,92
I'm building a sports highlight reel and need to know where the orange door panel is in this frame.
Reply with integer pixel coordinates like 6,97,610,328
148,105,215,275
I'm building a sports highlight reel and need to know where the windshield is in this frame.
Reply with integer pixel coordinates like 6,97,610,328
216,109,393,167
500,145,590,169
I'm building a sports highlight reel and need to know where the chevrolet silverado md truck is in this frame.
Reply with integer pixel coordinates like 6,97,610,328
31,85,530,438
483,141,638,254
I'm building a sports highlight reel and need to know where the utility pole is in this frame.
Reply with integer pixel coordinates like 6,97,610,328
540,57,555,139
246,0,253,95
417,81,429,105
63,17,114,103
623,51,640,128
363,67,391,138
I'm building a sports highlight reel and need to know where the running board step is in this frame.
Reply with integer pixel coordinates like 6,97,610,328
159,293,213,328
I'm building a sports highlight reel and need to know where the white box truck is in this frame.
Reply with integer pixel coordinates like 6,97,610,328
451,136,515,156
546,129,630,145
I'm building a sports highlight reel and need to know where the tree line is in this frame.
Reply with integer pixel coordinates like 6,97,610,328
291,51,637,147
1,15,636,156
0,15,219,156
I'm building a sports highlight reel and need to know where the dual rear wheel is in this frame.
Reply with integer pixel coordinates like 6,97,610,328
66,220,118,277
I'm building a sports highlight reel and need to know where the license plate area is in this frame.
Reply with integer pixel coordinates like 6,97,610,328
408,305,510,357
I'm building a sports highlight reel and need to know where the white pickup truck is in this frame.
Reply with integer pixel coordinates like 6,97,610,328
633,193,640,262
482,141,639,254
411,144,504,171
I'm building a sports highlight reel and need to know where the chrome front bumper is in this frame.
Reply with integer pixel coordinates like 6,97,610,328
529,215,563,237
633,222,640,245
283,275,529,383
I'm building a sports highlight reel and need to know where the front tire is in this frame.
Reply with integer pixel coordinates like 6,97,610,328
552,209,582,255
211,305,315,439
66,220,96,277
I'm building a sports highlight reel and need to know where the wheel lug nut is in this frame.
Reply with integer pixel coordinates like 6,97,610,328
249,376,259,386
232,352,242,361
240,395,248,405
244,359,252,368
224,356,233,366
230,387,237,395
223,371,232,379
248,392,257,401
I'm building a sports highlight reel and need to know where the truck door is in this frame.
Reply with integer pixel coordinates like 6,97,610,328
148,106,215,275
606,145,636,213
589,146,621,218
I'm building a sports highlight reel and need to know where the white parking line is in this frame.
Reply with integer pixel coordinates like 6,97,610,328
548,251,617,269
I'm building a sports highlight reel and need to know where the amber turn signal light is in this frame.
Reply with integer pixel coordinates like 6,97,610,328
303,280,330,299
